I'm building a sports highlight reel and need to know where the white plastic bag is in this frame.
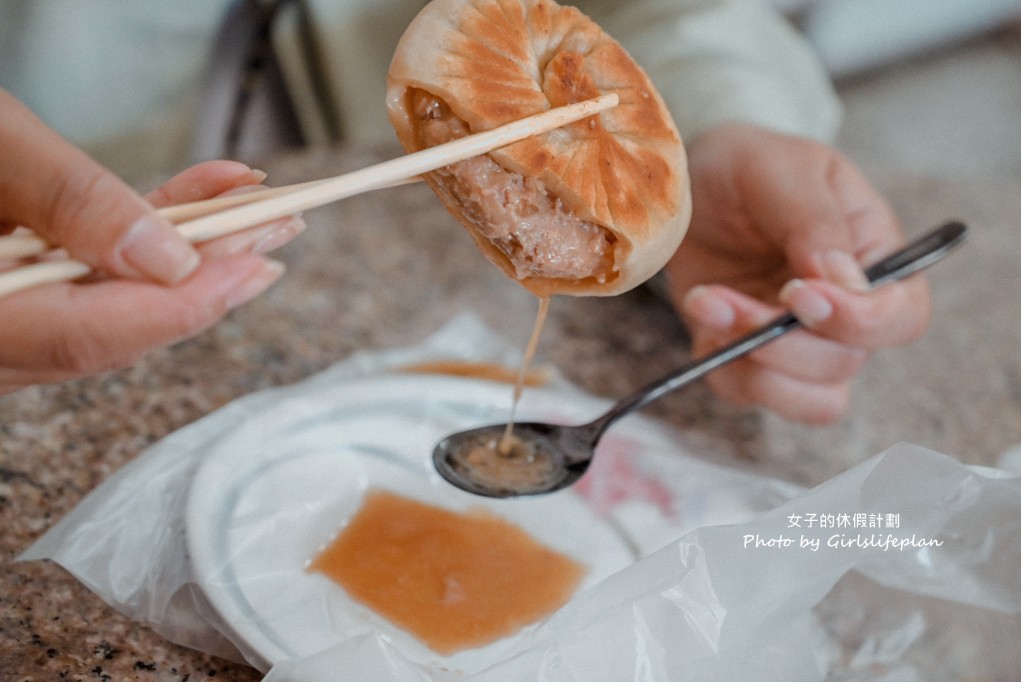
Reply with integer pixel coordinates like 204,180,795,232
20,315,1021,680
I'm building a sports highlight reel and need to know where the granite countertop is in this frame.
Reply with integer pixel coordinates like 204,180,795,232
2,144,1019,679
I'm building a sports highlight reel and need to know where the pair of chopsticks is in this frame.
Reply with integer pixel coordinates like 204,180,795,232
0,93,618,299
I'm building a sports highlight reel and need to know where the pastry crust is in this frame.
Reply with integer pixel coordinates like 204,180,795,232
388,0,691,296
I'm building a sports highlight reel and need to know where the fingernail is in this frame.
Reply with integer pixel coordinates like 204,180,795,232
119,214,200,284
249,168,268,183
225,260,285,309
252,215,306,254
683,285,735,330
779,279,832,328
822,250,869,291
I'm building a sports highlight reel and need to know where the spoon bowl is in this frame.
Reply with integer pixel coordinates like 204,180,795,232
433,420,599,497
433,221,968,498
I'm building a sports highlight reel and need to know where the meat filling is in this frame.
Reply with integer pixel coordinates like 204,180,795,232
410,90,617,283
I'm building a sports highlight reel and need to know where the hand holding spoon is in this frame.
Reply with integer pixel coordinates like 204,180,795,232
432,221,968,498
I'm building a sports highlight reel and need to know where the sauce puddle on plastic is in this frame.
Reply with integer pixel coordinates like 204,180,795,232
308,489,586,655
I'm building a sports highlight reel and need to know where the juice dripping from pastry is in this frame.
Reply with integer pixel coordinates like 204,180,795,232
498,295,551,455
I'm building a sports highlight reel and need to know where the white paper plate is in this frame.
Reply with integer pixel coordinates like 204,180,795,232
185,373,641,673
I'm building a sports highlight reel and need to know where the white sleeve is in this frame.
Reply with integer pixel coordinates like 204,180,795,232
584,0,843,143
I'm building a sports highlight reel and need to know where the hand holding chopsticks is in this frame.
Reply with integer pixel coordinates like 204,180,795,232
0,94,618,299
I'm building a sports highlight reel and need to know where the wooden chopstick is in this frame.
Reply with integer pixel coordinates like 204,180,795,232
0,260,92,298
174,93,618,243
0,176,423,261
157,175,422,224
0,93,618,299
0,233,49,260
158,178,330,224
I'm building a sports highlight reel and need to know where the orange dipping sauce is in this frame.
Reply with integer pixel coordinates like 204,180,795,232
308,489,587,655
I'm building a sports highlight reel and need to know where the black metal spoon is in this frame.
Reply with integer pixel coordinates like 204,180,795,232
433,221,968,498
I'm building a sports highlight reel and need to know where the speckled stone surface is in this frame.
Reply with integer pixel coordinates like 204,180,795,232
2,143,1021,678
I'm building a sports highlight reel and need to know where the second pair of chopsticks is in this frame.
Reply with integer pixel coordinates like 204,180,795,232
0,93,618,298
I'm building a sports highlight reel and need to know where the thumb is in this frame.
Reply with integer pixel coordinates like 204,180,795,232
0,90,199,284
42,165,201,285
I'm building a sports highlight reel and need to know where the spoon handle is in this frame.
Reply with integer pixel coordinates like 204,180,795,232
585,220,968,439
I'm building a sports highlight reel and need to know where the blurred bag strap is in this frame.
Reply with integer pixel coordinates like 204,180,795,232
190,0,342,162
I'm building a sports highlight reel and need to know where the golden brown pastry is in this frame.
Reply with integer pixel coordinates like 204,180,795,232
387,0,691,297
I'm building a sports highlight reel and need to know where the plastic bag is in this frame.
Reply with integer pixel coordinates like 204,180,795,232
20,314,1021,680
